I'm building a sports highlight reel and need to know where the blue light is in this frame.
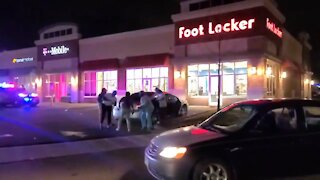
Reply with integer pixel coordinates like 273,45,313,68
24,97,31,102
0,82,15,88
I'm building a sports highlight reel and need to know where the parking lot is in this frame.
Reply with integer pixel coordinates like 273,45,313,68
0,103,214,147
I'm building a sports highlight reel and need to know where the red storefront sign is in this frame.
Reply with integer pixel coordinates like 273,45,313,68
175,7,283,45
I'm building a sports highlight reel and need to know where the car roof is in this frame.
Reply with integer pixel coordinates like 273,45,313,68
235,98,320,107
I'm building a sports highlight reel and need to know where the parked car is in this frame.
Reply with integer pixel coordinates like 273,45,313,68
0,84,39,107
145,99,320,180
113,92,188,123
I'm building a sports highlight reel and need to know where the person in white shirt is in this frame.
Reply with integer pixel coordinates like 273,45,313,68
155,87,167,122
138,91,154,131
103,90,117,128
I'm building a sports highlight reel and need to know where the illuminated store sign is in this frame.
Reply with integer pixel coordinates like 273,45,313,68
43,45,70,56
179,18,256,39
12,57,34,63
266,18,283,38
175,7,283,45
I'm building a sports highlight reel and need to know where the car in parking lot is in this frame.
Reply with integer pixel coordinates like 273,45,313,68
0,83,40,107
113,92,188,123
145,99,320,180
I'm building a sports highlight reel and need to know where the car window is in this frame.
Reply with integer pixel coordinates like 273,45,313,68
303,106,320,131
200,105,257,133
255,107,298,133
166,94,178,103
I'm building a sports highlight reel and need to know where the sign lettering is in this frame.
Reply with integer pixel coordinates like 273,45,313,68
179,18,256,39
43,45,70,56
12,57,34,64
266,18,283,38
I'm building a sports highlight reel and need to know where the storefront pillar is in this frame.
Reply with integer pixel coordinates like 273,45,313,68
117,68,126,97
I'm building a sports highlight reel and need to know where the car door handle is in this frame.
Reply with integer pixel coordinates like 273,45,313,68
230,147,243,152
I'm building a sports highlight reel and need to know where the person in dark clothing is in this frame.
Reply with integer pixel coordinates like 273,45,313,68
116,92,133,132
97,88,108,130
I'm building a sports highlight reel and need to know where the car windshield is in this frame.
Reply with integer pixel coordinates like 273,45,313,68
199,104,257,133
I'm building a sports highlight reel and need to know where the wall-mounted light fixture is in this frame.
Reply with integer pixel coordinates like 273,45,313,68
35,78,42,86
311,80,315,85
304,79,309,84
266,67,272,76
281,72,287,79
249,67,257,75
175,71,182,79
71,76,78,86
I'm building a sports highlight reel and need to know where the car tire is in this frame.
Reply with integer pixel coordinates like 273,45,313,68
192,158,236,180
151,114,159,125
178,105,188,117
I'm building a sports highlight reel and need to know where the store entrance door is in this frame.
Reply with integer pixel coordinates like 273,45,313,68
143,79,152,92
54,82,61,102
209,76,219,106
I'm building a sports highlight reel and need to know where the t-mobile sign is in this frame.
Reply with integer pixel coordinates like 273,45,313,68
43,45,70,56
175,7,283,45
38,40,79,61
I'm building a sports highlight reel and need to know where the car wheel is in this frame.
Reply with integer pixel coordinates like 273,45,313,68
151,114,159,125
178,105,188,117
192,158,236,180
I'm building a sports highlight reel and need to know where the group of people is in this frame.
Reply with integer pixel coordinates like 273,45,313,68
97,87,167,133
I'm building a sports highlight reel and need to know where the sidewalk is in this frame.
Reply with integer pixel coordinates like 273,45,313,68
0,104,215,164
0,132,159,164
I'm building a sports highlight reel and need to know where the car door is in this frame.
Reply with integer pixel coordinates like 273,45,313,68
296,105,320,172
230,105,303,177
166,94,181,115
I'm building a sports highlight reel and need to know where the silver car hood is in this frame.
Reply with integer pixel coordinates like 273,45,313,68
151,125,225,149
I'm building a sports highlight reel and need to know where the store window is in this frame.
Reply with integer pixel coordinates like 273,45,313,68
266,62,279,97
126,67,168,93
84,71,117,97
188,61,247,97
44,73,71,97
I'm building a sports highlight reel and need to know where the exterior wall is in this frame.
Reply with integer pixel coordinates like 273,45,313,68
36,23,81,103
0,47,38,69
79,25,174,62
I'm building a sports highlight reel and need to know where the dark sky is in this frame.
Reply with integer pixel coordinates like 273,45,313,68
0,0,318,74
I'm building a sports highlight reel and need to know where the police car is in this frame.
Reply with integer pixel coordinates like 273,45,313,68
0,82,40,107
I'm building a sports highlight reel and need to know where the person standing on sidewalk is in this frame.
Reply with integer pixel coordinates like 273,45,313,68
97,88,108,130
104,90,117,128
116,91,133,132
138,91,154,132
155,87,167,124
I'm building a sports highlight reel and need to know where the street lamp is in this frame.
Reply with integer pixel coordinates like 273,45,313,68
217,37,222,111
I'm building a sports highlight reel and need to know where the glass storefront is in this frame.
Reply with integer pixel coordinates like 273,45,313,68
43,73,72,100
126,67,168,93
84,70,117,97
188,61,248,97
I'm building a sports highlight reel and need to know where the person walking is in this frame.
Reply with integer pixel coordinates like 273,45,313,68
103,90,117,128
138,91,154,132
97,88,108,130
116,92,133,132
155,87,167,123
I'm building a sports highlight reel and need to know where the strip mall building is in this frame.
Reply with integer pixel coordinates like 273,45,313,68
0,0,314,106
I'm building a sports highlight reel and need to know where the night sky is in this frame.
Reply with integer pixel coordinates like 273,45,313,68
0,0,318,76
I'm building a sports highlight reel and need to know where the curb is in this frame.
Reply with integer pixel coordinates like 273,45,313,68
0,133,159,164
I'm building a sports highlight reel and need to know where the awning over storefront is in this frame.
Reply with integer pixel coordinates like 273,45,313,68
9,67,37,76
0,69,9,76
80,58,119,71
121,53,171,68
281,60,301,72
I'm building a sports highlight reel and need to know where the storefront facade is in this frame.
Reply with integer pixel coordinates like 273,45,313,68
0,0,313,106
35,23,81,103
170,0,308,106
79,25,174,103
0,47,38,92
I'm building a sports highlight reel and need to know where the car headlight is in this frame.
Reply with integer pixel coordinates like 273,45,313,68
159,147,187,159
18,93,28,98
